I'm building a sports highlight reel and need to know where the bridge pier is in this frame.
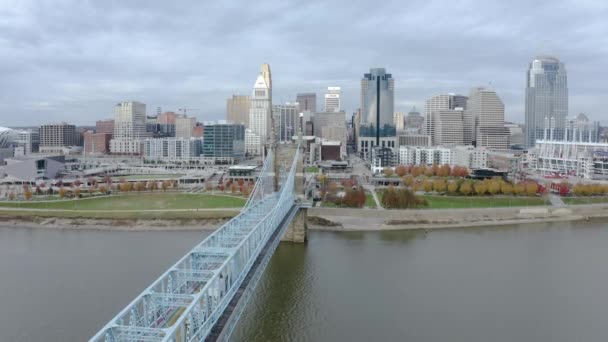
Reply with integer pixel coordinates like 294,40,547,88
281,207,307,243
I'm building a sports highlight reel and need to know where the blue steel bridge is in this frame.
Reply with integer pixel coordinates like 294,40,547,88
90,146,308,342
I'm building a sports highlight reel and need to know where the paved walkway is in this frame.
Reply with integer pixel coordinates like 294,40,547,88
363,185,383,210
548,194,565,207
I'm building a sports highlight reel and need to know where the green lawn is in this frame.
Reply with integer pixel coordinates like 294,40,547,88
365,193,377,208
0,193,245,210
563,197,608,205
305,166,319,173
420,195,548,208
0,209,239,220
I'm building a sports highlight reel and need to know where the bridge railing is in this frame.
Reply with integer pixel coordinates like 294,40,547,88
90,146,299,342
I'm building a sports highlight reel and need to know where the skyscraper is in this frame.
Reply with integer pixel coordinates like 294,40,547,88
110,101,147,154
261,63,272,103
525,56,568,147
324,87,341,112
425,94,467,145
248,73,271,154
273,104,299,143
296,93,316,113
226,95,251,127
358,68,396,158
175,115,196,139
467,87,510,150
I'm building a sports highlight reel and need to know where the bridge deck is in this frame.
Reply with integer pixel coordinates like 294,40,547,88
206,204,298,341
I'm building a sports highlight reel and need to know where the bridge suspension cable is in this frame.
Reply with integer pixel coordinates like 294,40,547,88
90,145,300,342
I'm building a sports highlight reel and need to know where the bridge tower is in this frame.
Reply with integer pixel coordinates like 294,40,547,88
279,143,308,243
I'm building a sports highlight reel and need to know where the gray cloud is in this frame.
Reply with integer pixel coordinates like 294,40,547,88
1,0,607,126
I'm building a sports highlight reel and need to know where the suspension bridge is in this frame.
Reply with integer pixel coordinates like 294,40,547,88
90,145,308,342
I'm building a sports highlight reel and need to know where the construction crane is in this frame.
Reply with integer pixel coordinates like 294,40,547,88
178,108,200,116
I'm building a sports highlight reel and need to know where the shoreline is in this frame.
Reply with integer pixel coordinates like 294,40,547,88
1,204,607,232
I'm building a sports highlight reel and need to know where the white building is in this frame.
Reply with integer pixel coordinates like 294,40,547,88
175,116,196,139
110,101,147,154
393,112,405,131
467,87,510,150
245,129,261,156
534,139,608,179
452,145,488,169
143,137,202,162
425,94,467,145
398,146,453,166
249,74,271,155
324,86,341,112
434,109,464,146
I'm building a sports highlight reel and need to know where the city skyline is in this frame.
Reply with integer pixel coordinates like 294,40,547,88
2,1,608,126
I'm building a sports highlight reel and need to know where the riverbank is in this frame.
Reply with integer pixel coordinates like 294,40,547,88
3,203,608,232
307,204,608,231
0,216,225,231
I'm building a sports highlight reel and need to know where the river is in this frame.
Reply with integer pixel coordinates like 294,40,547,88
1,220,608,341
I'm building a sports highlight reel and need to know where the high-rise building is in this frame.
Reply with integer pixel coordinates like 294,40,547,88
248,73,271,154
144,137,202,162
467,87,510,150
273,104,299,143
525,56,568,147
312,112,345,137
96,119,114,135
324,87,341,112
434,109,464,146
110,101,147,154
261,63,272,102
84,131,112,155
202,121,245,164
226,95,251,127
13,130,39,154
425,94,467,145
39,123,77,153
296,93,317,113
393,112,405,131
175,115,196,139
404,107,425,133
358,68,396,158
158,112,177,137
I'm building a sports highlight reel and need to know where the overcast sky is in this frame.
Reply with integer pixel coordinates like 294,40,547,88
1,0,607,126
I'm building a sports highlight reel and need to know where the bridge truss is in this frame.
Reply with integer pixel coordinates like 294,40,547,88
91,146,300,342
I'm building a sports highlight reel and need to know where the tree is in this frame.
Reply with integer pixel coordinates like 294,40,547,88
474,181,487,196
381,186,398,208
433,179,447,193
74,188,81,198
403,175,414,187
327,181,339,195
459,181,473,195
317,174,327,187
231,184,238,194
422,179,433,193
58,187,67,198
500,182,513,195
135,182,146,192
383,167,394,177
447,181,459,194
525,183,538,196
514,183,525,196
8,192,15,201
438,164,451,177
395,165,407,177
558,182,570,197
237,179,245,187
148,181,158,192
163,181,171,191
24,190,32,200
99,185,108,194
431,163,439,176
488,180,501,195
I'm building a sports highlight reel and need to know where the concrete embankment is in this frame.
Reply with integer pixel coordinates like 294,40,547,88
308,204,608,231
0,216,226,231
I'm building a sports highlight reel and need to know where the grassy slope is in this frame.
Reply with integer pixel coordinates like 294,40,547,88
0,193,245,210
